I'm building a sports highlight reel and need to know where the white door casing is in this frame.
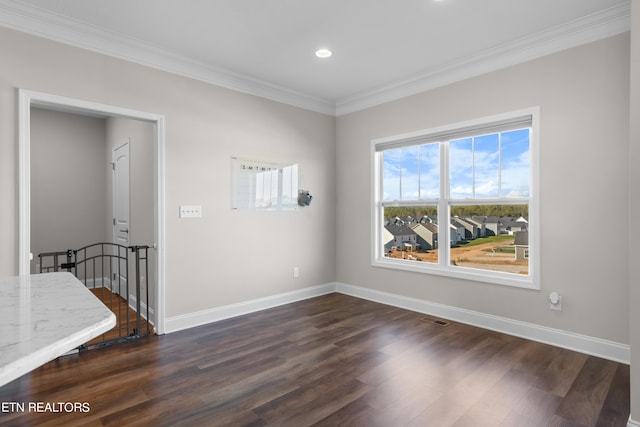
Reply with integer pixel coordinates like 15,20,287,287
18,89,166,334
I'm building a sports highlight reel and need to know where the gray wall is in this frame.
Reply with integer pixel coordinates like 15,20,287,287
0,26,336,318
336,33,630,345
29,110,156,277
30,108,108,267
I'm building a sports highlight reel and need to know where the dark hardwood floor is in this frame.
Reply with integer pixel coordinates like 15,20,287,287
0,293,629,426
87,287,153,346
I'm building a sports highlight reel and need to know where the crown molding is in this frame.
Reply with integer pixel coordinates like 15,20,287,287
0,0,631,117
0,0,336,116
335,1,631,116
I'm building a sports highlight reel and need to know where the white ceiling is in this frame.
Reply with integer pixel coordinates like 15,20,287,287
0,0,631,115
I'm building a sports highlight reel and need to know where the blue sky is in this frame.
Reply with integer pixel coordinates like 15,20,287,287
383,128,530,201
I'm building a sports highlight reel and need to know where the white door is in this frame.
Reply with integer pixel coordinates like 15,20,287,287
113,140,130,294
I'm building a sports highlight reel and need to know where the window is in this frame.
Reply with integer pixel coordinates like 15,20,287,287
372,109,539,289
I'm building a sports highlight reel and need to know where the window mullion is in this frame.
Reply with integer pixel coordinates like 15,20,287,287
417,145,421,200
277,169,283,208
471,136,475,199
399,149,403,201
498,132,502,197
440,141,449,268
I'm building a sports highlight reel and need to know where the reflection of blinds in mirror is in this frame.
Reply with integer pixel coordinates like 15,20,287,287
231,157,298,210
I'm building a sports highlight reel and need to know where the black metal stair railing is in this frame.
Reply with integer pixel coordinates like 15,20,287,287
37,242,152,350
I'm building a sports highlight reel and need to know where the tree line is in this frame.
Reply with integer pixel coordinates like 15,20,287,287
385,205,528,219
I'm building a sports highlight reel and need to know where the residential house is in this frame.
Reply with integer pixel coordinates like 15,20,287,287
514,231,529,261
451,217,478,240
464,216,486,238
410,222,438,250
475,215,501,236
504,220,528,235
449,224,462,247
384,223,418,252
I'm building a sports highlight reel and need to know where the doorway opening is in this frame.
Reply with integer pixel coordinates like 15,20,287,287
18,89,166,335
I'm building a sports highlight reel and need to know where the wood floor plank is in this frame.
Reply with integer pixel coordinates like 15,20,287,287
407,365,532,427
255,377,371,426
554,356,619,425
595,363,631,426
533,346,589,397
0,293,629,427
447,340,549,426
311,396,378,427
498,386,563,427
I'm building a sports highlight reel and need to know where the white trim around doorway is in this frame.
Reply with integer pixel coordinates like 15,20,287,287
18,89,166,335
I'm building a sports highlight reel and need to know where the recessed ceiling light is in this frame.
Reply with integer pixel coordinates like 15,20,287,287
315,48,332,58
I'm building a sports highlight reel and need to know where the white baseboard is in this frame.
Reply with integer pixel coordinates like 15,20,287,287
163,281,629,364
628,418,640,427
165,283,336,333
334,282,630,364
79,276,111,289
127,294,156,326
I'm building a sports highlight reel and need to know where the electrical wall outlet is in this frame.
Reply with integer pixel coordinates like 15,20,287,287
293,267,299,278
179,205,202,218
549,292,562,311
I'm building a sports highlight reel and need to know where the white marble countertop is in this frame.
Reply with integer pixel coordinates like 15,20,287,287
0,272,116,387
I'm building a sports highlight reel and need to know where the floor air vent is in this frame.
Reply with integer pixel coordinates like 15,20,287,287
420,316,450,326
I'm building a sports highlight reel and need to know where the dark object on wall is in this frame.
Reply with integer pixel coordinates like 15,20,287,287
298,190,312,207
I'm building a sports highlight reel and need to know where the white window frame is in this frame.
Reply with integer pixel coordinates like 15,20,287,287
371,108,540,289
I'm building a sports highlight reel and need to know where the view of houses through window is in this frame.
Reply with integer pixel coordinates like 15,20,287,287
384,205,529,275
374,110,536,286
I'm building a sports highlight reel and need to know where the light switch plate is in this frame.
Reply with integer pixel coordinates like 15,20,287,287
179,205,202,218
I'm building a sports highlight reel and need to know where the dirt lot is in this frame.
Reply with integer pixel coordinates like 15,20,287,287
389,238,528,275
